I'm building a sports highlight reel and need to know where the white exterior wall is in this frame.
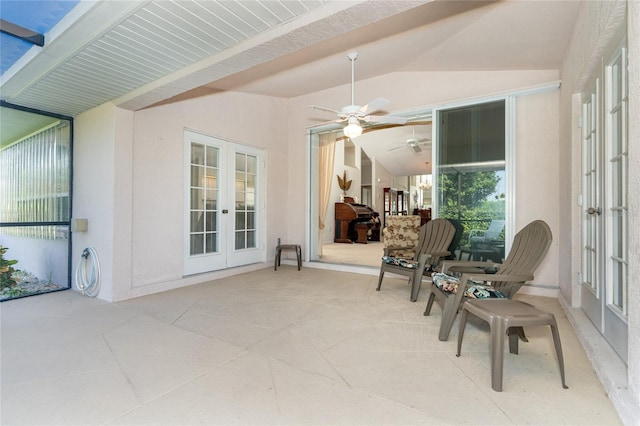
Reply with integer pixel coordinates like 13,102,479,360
73,103,119,302
74,92,289,301
515,90,561,294
627,0,640,417
559,0,639,422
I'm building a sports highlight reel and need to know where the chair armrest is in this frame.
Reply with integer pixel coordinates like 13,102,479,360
441,260,498,273
461,272,534,283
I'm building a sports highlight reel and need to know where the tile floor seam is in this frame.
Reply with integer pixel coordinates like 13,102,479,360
267,358,283,417
101,331,144,407
445,352,519,424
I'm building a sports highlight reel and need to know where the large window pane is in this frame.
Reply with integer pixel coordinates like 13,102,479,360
436,100,506,261
1,107,72,300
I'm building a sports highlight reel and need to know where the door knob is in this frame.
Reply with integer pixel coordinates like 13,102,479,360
586,207,601,216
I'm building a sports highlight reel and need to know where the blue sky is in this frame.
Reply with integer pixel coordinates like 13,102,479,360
1,0,79,75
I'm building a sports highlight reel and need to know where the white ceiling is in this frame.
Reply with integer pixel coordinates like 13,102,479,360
1,0,581,174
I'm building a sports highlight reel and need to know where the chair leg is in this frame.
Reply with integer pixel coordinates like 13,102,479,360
456,308,469,357
549,320,569,389
376,266,385,291
438,296,459,341
490,318,507,392
424,290,436,316
274,249,280,270
508,328,520,354
296,246,301,270
410,271,422,302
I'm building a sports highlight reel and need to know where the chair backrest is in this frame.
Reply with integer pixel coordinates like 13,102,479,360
413,218,456,262
484,219,505,240
382,215,421,246
444,218,464,260
494,220,552,295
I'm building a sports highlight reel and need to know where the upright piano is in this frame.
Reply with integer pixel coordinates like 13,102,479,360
334,202,375,243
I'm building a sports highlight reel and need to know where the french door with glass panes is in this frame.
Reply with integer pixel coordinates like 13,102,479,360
580,41,628,364
183,130,264,275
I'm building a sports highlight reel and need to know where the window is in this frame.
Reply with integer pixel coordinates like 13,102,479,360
0,105,73,300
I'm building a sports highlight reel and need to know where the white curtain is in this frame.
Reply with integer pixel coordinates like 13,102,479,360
318,133,336,231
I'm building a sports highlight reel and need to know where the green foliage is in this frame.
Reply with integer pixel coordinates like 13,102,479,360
0,246,20,289
438,171,505,245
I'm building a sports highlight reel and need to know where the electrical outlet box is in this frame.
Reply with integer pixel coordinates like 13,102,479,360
71,218,88,232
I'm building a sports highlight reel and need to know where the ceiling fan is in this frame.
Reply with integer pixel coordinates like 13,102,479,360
308,51,407,138
388,126,431,153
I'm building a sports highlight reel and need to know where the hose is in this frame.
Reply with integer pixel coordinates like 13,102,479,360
75,247,101,297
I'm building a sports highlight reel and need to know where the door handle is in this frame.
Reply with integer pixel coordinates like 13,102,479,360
586,207,601,216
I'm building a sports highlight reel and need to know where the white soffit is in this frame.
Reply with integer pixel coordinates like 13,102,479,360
0,0,430,117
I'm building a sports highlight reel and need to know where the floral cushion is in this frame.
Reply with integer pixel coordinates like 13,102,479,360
381,256,419,269
381,256,437,272
382,215,421,258
431,272,507,299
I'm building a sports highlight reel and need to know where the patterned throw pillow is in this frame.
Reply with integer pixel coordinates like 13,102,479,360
431,272,507,299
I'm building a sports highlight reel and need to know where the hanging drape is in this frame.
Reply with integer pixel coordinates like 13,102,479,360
318,133,336,230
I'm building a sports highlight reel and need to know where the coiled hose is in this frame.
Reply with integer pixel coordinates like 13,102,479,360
75,247,101,297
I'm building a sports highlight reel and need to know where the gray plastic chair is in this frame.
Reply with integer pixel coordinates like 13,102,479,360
377,218,455,302
424,220,553,341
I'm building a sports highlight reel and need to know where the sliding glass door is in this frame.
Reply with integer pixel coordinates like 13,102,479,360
435,100,507,261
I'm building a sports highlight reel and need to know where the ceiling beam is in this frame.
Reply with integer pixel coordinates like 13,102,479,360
0,19,44,46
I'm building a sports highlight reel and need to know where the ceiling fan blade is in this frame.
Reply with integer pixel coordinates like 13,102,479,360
366,114,408,125
412,144,422,153
416,138,431,144
360,97,389,115
307,118,346,128
387,145,405,152
308,105,341,115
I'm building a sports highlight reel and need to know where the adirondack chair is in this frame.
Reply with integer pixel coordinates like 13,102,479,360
377,218,456,302
424,220,552,341
469,219,505,244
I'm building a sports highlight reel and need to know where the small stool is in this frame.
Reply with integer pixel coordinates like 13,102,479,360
457,298,568,392
274,243,301,271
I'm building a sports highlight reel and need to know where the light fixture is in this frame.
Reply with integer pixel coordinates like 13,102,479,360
343,116,362,139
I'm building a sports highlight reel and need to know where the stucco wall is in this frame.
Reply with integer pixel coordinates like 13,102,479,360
74,92,289,301
128,91,289,296
515,90,560,290
73,103,118,301
625,0,639,418
558,0,638,422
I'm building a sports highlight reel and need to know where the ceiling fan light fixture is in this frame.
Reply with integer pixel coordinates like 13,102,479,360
343,117,362,138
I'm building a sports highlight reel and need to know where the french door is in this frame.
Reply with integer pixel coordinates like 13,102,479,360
580,42,628,364
183,130,265,276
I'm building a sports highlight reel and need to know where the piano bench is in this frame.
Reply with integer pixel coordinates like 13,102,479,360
275,244,302,271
